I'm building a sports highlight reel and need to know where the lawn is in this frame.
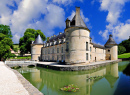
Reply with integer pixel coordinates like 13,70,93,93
10,56,31,59
118,53,130,58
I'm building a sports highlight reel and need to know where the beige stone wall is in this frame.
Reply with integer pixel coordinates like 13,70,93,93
90,44,106,62
65,27,90,64
110,46,118,60
31,44,43,61
41,43,66,62
105,45,118,60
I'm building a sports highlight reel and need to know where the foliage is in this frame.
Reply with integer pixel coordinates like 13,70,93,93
119,38,130,53
47,37,49,41
86,76,103,80
11,66,21,69
0,24,12,38
118,45,126,55
118,53,130,58
19,28,46,54
0,33,14,60
60,84,79,92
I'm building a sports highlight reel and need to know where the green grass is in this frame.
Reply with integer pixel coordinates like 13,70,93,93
13,44,19,50
118,53,130,58
10,56,31,59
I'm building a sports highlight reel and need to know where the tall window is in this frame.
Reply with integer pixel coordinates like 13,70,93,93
95,48,96,52
90,47,91,52
86,42,88,51
86,53,88,60
90,55,91,60
57,55,59,60
57,48,59,53
52,49,54,54
61,47,63,53
62,55,64,60
48,50,50,54
52,56,54,60
66,42,69,51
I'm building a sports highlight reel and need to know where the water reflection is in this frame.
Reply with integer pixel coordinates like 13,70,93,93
16,62,129,95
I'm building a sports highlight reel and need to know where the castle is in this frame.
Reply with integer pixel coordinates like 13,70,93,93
31,7,118,64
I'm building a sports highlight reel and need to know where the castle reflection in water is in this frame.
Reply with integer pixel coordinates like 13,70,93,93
17,63,119,95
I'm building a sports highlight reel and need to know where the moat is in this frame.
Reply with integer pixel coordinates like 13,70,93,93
15,61,130,95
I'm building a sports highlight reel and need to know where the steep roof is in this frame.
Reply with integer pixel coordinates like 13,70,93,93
92,43,105,49
105,34,117,47
33,35,44,44
69,7,87,28
47,33,65,42
70,14,87,28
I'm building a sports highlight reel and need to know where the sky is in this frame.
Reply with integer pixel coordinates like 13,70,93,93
0,0,130,45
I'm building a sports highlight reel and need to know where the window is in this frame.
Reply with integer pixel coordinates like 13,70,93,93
52,56,54,60
62,55,64,60
90,47,91,52
90,55,91,60
61,47,63,53
48,56,50,60
57,48,59,53
95,48,96,52
108,49,110,52
48,50,50,54
57,55,59,60
66,42,69,51
86,53,88,60
86,42,88,51
52,49,54,54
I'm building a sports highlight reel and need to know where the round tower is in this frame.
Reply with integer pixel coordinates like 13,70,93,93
105,34,118,60
65,7,90,64
31,35,44,61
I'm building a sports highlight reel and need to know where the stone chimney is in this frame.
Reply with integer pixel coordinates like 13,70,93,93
65,18,70,28
76,7,80,26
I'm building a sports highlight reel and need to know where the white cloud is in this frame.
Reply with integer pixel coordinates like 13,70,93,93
98,0,130,43
0,0,66,43
52,0,83,5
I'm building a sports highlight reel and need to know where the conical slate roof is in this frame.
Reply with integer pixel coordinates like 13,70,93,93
105,34,117,47
70,7,87,28
33,35,44,44
70,15,87,28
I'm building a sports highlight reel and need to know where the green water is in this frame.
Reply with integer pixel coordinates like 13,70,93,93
16,61,130,95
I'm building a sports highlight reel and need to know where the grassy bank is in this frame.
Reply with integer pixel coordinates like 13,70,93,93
118,53,130,58
10,56,31,59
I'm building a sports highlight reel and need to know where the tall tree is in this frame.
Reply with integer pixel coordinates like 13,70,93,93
119,39,130,53
0,24,12,38
19,28,46,55
0,33,14,60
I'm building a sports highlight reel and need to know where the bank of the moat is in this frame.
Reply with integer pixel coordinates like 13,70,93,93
15,61,130,95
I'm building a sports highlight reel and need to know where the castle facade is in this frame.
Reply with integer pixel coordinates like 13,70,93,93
31,7,118,64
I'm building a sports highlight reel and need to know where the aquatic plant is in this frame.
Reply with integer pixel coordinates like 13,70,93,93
86,76,103,80
60,84,79,92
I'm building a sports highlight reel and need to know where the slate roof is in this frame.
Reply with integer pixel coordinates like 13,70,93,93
47,33,65,43
92,43,105,49
33,35,44,44
105,34,117,46
70,15,87,28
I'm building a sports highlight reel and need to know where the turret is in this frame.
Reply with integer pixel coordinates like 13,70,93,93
65,18,70,28
65,7,90,64
105,34,118,60
31,35,44,61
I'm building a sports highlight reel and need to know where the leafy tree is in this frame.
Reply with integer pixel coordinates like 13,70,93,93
47,37,50,41
118,45,126,55
0,33,14,60
19,28,46,55
0,24,12,38
119,39,130,53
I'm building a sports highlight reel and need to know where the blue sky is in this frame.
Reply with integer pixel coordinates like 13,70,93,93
0,0,130,45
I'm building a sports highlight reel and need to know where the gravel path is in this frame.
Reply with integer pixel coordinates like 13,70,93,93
0,61,29,95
